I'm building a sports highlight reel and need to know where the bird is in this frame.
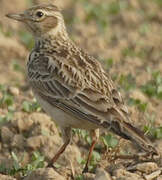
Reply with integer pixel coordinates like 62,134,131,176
6,4,158,173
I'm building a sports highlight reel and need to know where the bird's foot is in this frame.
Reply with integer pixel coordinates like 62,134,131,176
47,162,55,168
82,165,89,174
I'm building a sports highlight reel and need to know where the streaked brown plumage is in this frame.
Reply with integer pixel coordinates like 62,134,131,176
6,4,158,172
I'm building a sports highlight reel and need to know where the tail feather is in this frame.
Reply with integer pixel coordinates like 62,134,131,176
122,121,157,155
109,107,158,156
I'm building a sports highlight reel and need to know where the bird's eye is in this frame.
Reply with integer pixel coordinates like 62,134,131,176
36,11,44,18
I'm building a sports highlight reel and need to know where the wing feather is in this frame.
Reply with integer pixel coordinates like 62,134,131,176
28,50,127,122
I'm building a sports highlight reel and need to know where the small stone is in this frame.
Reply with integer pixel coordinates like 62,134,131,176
26,135,61,151
24,168,65,180
11,134,25,149
111,176,116,180
157,175,162,180
114,169,143,180
8,86,19,96
83,173,95,180
135,162,158,174
144,169,161,180
95,168,111,180
13,112,33,132
0,174,16,180
27,112,59,136
26,135,44,150
1,126,14,143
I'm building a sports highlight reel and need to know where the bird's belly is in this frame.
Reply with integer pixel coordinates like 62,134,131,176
34,92,98,130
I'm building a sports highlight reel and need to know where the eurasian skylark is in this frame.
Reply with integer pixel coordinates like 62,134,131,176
6,4,158,172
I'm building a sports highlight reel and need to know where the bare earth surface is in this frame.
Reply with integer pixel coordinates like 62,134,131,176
0,0,162,179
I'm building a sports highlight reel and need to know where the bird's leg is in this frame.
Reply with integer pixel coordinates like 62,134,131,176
82,129,99,173
48,127,72,167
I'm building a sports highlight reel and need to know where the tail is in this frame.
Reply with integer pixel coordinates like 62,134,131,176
120,121,158,155
109,108,158,156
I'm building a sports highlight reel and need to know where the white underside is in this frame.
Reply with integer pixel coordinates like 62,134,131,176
34,92,98,130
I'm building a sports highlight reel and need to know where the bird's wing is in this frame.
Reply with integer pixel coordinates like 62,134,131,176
28,49,128,124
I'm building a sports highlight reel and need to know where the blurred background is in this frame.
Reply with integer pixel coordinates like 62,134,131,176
0,0,162,179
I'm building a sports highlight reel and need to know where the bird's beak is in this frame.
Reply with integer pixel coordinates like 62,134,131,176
6,13,25,21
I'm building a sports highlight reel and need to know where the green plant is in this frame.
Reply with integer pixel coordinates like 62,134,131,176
73,129,92,145
118,74,136,91
138,23,150,35
88,151,101,171
144,124,162,139
0,84,15,109
83,1,109,31
77,150,101,173
12,60,24,73
0,111,14,125
22,100,41,113
127,98,148,112
0,84,15,125
0,151,45,177
144,113,162,139
79,0,128,32
122,47,136,57
0,93,14,107
101,133,119,148
141,71,162,99
77,156,86,166
75,174,84,180
106,58,114,69
154,0,162,6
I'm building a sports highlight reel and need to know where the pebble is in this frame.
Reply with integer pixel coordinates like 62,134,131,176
9,86,19,96
24,168,65,180
114,168,143,180
95,168,112,180
127,162,158,174
0,174,16,180
1,126,14,143
144,169,161,180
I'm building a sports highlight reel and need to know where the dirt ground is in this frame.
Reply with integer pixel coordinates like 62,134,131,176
0,0,162,179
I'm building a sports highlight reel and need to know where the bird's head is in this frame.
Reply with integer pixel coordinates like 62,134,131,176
6,4,66,38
